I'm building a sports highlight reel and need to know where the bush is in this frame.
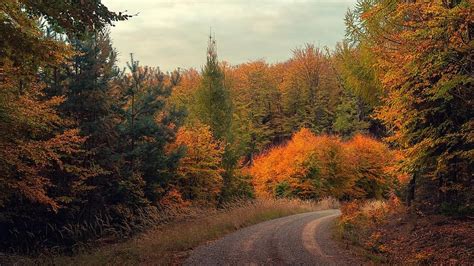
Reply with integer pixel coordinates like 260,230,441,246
249,129,401,200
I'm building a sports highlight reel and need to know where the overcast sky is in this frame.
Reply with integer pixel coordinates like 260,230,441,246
103,0,357,71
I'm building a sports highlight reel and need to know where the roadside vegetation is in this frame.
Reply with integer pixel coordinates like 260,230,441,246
1,198,338,265
336,199,474,264
333,1,473,263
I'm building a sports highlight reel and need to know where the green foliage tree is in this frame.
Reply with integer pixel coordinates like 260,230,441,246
332,42,385,137
194,36,247,200
49,31,137,217
280,45,337,135
333,88,369,138
230,61,282,163
0,0,129,78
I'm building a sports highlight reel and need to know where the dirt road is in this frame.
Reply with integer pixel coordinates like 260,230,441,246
185,209,361,265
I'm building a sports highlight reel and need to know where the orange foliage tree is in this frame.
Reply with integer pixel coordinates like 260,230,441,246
249,128,400,200
166,123,224,205
346,135,401,199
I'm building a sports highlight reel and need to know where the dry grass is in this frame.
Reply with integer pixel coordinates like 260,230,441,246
9,198,338,265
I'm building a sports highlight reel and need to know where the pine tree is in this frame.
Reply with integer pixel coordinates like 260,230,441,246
49,31,131,215
194,36,245,200
117,55,184,204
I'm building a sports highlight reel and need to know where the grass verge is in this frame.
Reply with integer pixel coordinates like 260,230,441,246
8,198,338,265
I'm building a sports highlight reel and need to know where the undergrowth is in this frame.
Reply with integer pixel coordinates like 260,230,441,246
336,197,474,264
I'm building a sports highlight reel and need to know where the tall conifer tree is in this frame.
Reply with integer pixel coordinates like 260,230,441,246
195,35,233,141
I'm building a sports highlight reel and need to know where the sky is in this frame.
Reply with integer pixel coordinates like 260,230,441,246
103,0,357,71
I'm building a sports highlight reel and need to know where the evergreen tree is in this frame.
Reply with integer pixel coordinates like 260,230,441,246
194,36,245,200
55,31,130,214
195,36,233,141
118,55,184,204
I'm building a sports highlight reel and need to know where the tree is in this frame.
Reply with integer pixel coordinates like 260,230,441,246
333,88,369,138
166,123,224,205
346,134,400,199
279,44,340,135
117,55,183,205
0,0,129,81
45,30,138,218
0,45,98,252
250,128,398,200
333,42,382,106
195,36,233,141
230,61,283,163
0,0,129,207
169,68,201,121
194,36,247,200
0,0,127,250
347,0,473,214
332,42,384,137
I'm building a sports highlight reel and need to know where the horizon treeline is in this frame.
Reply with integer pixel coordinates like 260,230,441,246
0,0,472,254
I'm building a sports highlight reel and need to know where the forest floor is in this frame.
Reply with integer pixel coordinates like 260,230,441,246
336,200,474,264
1,198,338,265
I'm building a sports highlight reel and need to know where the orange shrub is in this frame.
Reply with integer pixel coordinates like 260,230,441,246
250,128,319,198
345,134,401,199
249,129,401,200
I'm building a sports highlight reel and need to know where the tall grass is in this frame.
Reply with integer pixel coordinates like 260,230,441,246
13,198,337,265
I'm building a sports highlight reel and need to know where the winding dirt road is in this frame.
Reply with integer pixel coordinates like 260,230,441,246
185,209,362,265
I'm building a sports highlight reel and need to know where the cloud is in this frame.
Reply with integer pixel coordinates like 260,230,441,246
103,0,357,71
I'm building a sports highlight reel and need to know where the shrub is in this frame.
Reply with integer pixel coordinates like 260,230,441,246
249,129,401,200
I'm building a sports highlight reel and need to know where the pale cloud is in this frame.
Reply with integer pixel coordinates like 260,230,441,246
103,0,357,71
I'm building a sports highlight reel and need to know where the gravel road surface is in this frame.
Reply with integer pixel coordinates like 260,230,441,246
185,209,362,265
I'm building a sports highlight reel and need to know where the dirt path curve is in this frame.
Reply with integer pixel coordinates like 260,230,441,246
184,209,362,265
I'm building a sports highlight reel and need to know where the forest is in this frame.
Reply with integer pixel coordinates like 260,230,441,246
0,0,472,263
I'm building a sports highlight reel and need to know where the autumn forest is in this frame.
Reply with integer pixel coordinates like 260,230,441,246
0,0,473,264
